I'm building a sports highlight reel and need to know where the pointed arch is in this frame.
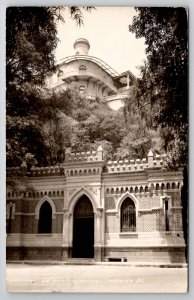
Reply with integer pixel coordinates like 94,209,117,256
116,193,138,232
38,201,52,233
68,187,98,214
116,192,139,213
35,196,56,219
120,197,136,232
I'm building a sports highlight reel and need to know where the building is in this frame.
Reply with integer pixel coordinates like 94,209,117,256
6,147,186,263
46,38,136,110
6,39,186,264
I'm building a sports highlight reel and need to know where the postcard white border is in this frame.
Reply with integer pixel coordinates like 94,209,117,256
0,0,192,299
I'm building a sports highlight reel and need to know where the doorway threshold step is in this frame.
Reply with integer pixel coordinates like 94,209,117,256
66,258,95,265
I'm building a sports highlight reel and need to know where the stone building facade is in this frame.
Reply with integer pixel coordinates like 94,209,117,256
6,148,186,263
6,38,186,264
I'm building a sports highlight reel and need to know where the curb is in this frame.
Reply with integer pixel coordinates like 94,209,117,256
6,260,188,268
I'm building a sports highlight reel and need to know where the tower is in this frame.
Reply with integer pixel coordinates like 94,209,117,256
74,38,90,55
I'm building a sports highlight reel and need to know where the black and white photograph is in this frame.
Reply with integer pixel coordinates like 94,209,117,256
5,6,188,293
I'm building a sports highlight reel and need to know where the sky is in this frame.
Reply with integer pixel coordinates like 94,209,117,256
54,7,147,77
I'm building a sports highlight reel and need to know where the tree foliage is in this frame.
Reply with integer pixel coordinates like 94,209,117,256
7,7,171,170
6,7,93,167
128,7,188,168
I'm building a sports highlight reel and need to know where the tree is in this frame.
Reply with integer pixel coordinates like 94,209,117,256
6,7,93,86
70,101,125,159
129,8,188,168
129,8,188,260
6,7,93,167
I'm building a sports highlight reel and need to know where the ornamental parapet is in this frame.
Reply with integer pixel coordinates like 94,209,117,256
7,149,169,177
7,165,65,177
65,145,103,162
30,165,64,176
106,151,166,173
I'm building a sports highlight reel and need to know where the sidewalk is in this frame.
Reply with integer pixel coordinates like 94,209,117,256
6,259,188,268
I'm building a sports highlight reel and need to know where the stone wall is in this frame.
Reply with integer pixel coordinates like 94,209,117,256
6,149,186,263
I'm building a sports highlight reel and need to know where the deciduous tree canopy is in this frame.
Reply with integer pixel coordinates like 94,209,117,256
6,7,93,167
128,7,188,168
8,7,182,170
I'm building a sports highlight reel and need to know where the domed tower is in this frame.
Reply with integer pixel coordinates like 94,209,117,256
74,38,90,55
46,38,136,110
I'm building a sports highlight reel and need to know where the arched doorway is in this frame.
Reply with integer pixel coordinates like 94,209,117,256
38,201,52,233
72,195,94,258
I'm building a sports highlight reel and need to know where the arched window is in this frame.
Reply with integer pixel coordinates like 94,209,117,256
38,201,52,233
79,85,86,96
6,202,15,234
172,182,176,189
163,198,170,231
121,198,136,232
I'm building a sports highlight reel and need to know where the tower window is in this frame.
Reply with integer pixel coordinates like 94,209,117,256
79,65,87,71
79,86,86,96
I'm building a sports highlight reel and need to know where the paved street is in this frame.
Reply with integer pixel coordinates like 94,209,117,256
6,263,188,293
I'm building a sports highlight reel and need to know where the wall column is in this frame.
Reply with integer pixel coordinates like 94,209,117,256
62,210,71,260
94,209,103,261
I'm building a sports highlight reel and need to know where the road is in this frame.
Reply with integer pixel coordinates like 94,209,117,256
6,263,188,293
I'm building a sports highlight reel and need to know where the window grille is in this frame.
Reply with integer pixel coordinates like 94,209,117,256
121,198,136,232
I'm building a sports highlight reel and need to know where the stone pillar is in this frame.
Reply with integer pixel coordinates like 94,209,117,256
20,161,27,176
148,149,154,167
100,184,105,259
62,211,71,261
97,145,103,161
65,148,71,162
94,209,103,261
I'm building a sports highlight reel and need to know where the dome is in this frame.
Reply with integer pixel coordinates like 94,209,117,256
74,38,90,55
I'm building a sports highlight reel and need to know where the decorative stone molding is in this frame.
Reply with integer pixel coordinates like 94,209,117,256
35,196,56,220
160,195,172,211
69,188,77,196
105,181,182,195
65,167,101,177
96,208,103,218
116,192,139,215
67,186,99,214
